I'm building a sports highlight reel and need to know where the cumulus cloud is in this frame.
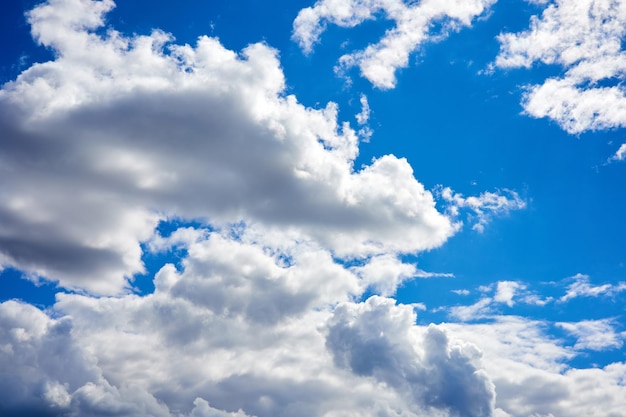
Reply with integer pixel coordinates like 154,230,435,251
0,0,465,295
496,0,626,133
293,0,496,89
6,1,620,417
325,296,496,417
445,318,626,417
494,281,525,307
0,1,508,410
0,237,495,417
355,94,370,125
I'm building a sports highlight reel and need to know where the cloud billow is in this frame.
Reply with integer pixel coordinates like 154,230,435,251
0,0,460,294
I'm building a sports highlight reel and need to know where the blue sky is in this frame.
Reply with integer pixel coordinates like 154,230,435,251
1,0,625,416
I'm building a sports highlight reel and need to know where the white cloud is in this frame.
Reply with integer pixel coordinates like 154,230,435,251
495,0,626,133
445,318,626,417
0,235,498,417
494,281,525,307
293,0,496,89
324,297,496,417
448,280,552,321
610,143,626,162
3,1,621,417
355,94,370,125
556,319,625,351
559,273,626,302
449,297,494,321
0,0,462,295
437,187,526,232
351,254,416,296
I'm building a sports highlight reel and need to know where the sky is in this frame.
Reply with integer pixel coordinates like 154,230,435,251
0,0,625,416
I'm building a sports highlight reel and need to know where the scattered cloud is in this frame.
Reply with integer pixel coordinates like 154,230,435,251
437,187,526,232
293,0,497,89
496,0,626,133
559,273,626,302
610,143,626,162
556,318,625,351
355,93,370,125
448,280,554,321
494,281,525,307
449,297,494,321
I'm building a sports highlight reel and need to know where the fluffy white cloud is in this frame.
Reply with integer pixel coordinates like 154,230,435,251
496,0,626,133
0,0,466,295
445,318,626,417
8,1,613,417
494,281,525,307
325,297,496,417
293,0,496,89
355,94,370,125
0,232,497,417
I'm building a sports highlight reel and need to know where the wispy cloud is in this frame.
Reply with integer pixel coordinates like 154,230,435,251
436,186,526,232
559,273,626,302
293,0,496,89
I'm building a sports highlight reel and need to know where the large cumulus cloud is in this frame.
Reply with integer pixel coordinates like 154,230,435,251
0,228,499,417
0,0,462,294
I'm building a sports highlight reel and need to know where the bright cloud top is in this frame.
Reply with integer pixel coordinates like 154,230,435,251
293,0,496,89
496,0,626,133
